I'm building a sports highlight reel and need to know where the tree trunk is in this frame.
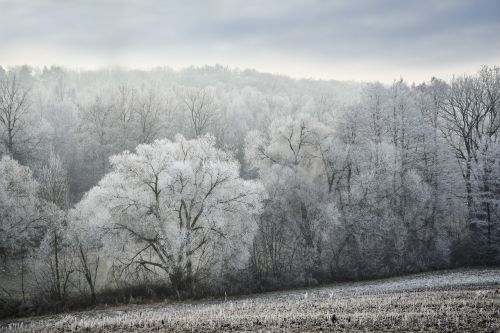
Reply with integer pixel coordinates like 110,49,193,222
20,256,25,303
79,245,98,304
7,126,13,156
54,230,61,300
465,159,474,227
185,229,194,295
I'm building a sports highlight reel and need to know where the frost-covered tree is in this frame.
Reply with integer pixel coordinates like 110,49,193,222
469,139,500,264
31,205,73,301
440,66,500,264
0,157,44,300
246,114,337,284
0,73,38,161
77,95,114,176
440,67,500,222
39,151,69,209
130,85,175,145
77,135,265,295
68,205,103,304
0,156,43,261
33,151,73,300
1,64,497,304
177,87,219,138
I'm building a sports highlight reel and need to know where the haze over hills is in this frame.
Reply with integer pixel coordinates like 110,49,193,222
0,0,499,331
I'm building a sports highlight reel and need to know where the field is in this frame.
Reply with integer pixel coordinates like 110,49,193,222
1,268,499,332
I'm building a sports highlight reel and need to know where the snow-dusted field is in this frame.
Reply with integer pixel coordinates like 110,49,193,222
1,268,499,332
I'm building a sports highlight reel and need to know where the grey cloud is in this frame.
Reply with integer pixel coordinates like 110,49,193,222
0,0,498,74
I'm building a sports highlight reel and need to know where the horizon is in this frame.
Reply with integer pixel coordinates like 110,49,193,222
0,63,493,85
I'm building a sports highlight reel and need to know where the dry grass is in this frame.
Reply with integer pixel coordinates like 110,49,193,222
1,269,499,332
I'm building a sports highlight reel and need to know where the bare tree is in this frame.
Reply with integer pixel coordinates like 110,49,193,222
113,84,137,150
77,96,114,179
0,74,31,159
134,87,165,144
178,87,218,137
36,151,73,300
440,67,500,225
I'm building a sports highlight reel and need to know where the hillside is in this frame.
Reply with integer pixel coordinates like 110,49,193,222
2,267,499,332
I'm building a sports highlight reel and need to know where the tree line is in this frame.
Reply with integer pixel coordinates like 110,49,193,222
0,65,498,315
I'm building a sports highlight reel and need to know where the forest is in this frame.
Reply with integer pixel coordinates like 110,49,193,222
0,64,499,316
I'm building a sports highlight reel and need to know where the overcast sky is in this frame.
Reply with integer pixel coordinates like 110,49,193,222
1,0,499,82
